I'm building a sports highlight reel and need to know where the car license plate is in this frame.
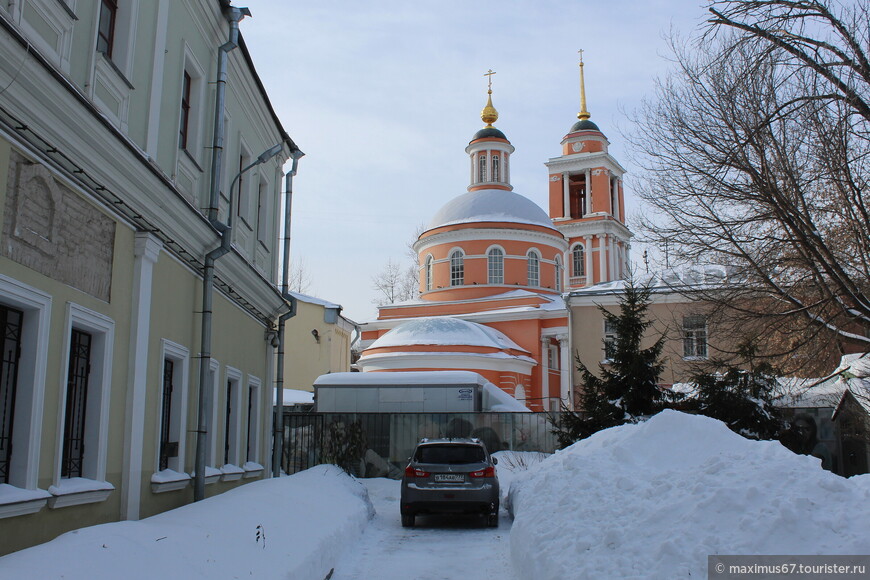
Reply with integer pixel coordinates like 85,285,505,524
434,473,464,483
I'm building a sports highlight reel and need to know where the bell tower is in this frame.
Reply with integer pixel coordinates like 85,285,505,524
545,52,632,288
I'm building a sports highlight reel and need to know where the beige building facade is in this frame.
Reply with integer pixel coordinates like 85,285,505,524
0,0,300,553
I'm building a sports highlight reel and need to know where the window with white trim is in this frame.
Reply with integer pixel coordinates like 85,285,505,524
683,315,708,359
223,367,243,466
0,305,23,485
492,155,500,182
604,318,618,362
572,244,585,277
548,344,559,370
487,248,504,284
424,255,433,291
478,155,487,182
527,251,540,287
0,276,51,508
157,340,189,474
206,359,220,468
96,0,117,58
56,304,114,487
450,251,464,286
236,144,251,222
555,256,563,292
256,177,270,245
245,377,261,464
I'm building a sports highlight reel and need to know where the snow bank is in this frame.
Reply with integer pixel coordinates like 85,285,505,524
0,465,374,580
507,410,870,579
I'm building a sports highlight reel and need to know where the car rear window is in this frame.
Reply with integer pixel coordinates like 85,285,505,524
415,444,485,464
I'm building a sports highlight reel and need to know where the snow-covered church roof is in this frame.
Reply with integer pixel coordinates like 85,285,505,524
368,316,529,353
427,188,556,231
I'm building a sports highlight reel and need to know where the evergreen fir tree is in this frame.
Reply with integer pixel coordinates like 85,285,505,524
688,350,784,440
554,277,668,447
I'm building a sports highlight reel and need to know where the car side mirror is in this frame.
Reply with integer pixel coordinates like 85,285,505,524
492,457,498,465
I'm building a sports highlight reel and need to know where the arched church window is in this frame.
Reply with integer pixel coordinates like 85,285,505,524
527,251,540,287
572,245,585,277
555,256,563,292
478,155,487,182
424,255,433,291
492,155,500,182
487,248,504,284
450,251,464,286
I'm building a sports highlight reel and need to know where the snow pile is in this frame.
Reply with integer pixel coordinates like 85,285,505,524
0,465,374,580
507,410,870,579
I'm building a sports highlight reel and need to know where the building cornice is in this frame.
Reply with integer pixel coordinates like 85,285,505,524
545,151,627,176
415,226,568,254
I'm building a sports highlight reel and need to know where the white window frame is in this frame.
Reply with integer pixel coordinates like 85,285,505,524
527,250,541,287
50,303,115,508
572,244,585,277
155,340,190,476
450,249,464,287
424,255,433,292
555,255,563,292
487,246,504,285
236,140,252,224
244,375,263,476
206,358,220,470
256,176,271,246
603,318,618,363
177,45,205,160
222,366,243,470
683,315,709,360
0,275,51,517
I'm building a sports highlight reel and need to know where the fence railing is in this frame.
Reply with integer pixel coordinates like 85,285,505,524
281,412,560,478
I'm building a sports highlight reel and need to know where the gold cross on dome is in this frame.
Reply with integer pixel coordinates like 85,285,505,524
484,69,496,91
578,48,584,65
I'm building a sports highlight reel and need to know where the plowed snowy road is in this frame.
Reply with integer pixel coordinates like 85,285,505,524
331,478,515,580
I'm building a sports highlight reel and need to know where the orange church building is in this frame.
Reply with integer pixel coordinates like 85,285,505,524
359,61,633,412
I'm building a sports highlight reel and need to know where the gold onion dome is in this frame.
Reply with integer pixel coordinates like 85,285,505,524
481,90,498,127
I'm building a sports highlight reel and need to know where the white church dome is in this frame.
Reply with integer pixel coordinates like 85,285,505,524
427,189,556,231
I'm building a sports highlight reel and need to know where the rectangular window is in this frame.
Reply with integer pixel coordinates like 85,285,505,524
256,179,268,244
96,0,117,58
683,315,708,359
478,155,487,182
548,344,558,370
604,318,618,361
61,329,91,478
246,383,256,463
450,252,464,286
179,71,192,150
224,379,233,465
492,155,500,182
0,306,23,484
159,359,175,471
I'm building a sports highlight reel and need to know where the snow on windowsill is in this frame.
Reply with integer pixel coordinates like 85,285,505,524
47,477,114,509
220,464,244,482
242,462,264,478
0,484,51,519
151,469,191,494
191,466,222,485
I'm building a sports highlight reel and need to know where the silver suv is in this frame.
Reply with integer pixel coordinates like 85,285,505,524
400,438,499,528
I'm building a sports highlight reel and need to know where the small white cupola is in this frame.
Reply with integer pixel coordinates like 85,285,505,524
465,69,515,192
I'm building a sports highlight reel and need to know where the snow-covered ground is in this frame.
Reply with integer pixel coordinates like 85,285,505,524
3,411,869,579
508,410,870,579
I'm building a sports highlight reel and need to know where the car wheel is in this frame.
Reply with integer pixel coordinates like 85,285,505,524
401,514,415,528
487,513,498,527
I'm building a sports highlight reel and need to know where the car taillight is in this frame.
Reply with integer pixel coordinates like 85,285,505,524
404,465,430,478
469,466,495,478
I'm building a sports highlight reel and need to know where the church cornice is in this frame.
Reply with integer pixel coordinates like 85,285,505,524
554,217,634,241
545,151,627,176
415,226,568,254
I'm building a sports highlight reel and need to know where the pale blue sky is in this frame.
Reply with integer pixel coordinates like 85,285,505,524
241,1,712,322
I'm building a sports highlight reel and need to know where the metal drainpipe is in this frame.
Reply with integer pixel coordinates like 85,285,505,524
207,6,249,224
273,153,302,477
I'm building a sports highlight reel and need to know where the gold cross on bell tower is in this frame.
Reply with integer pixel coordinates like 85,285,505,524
484,69,496,92
481,69,499,127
